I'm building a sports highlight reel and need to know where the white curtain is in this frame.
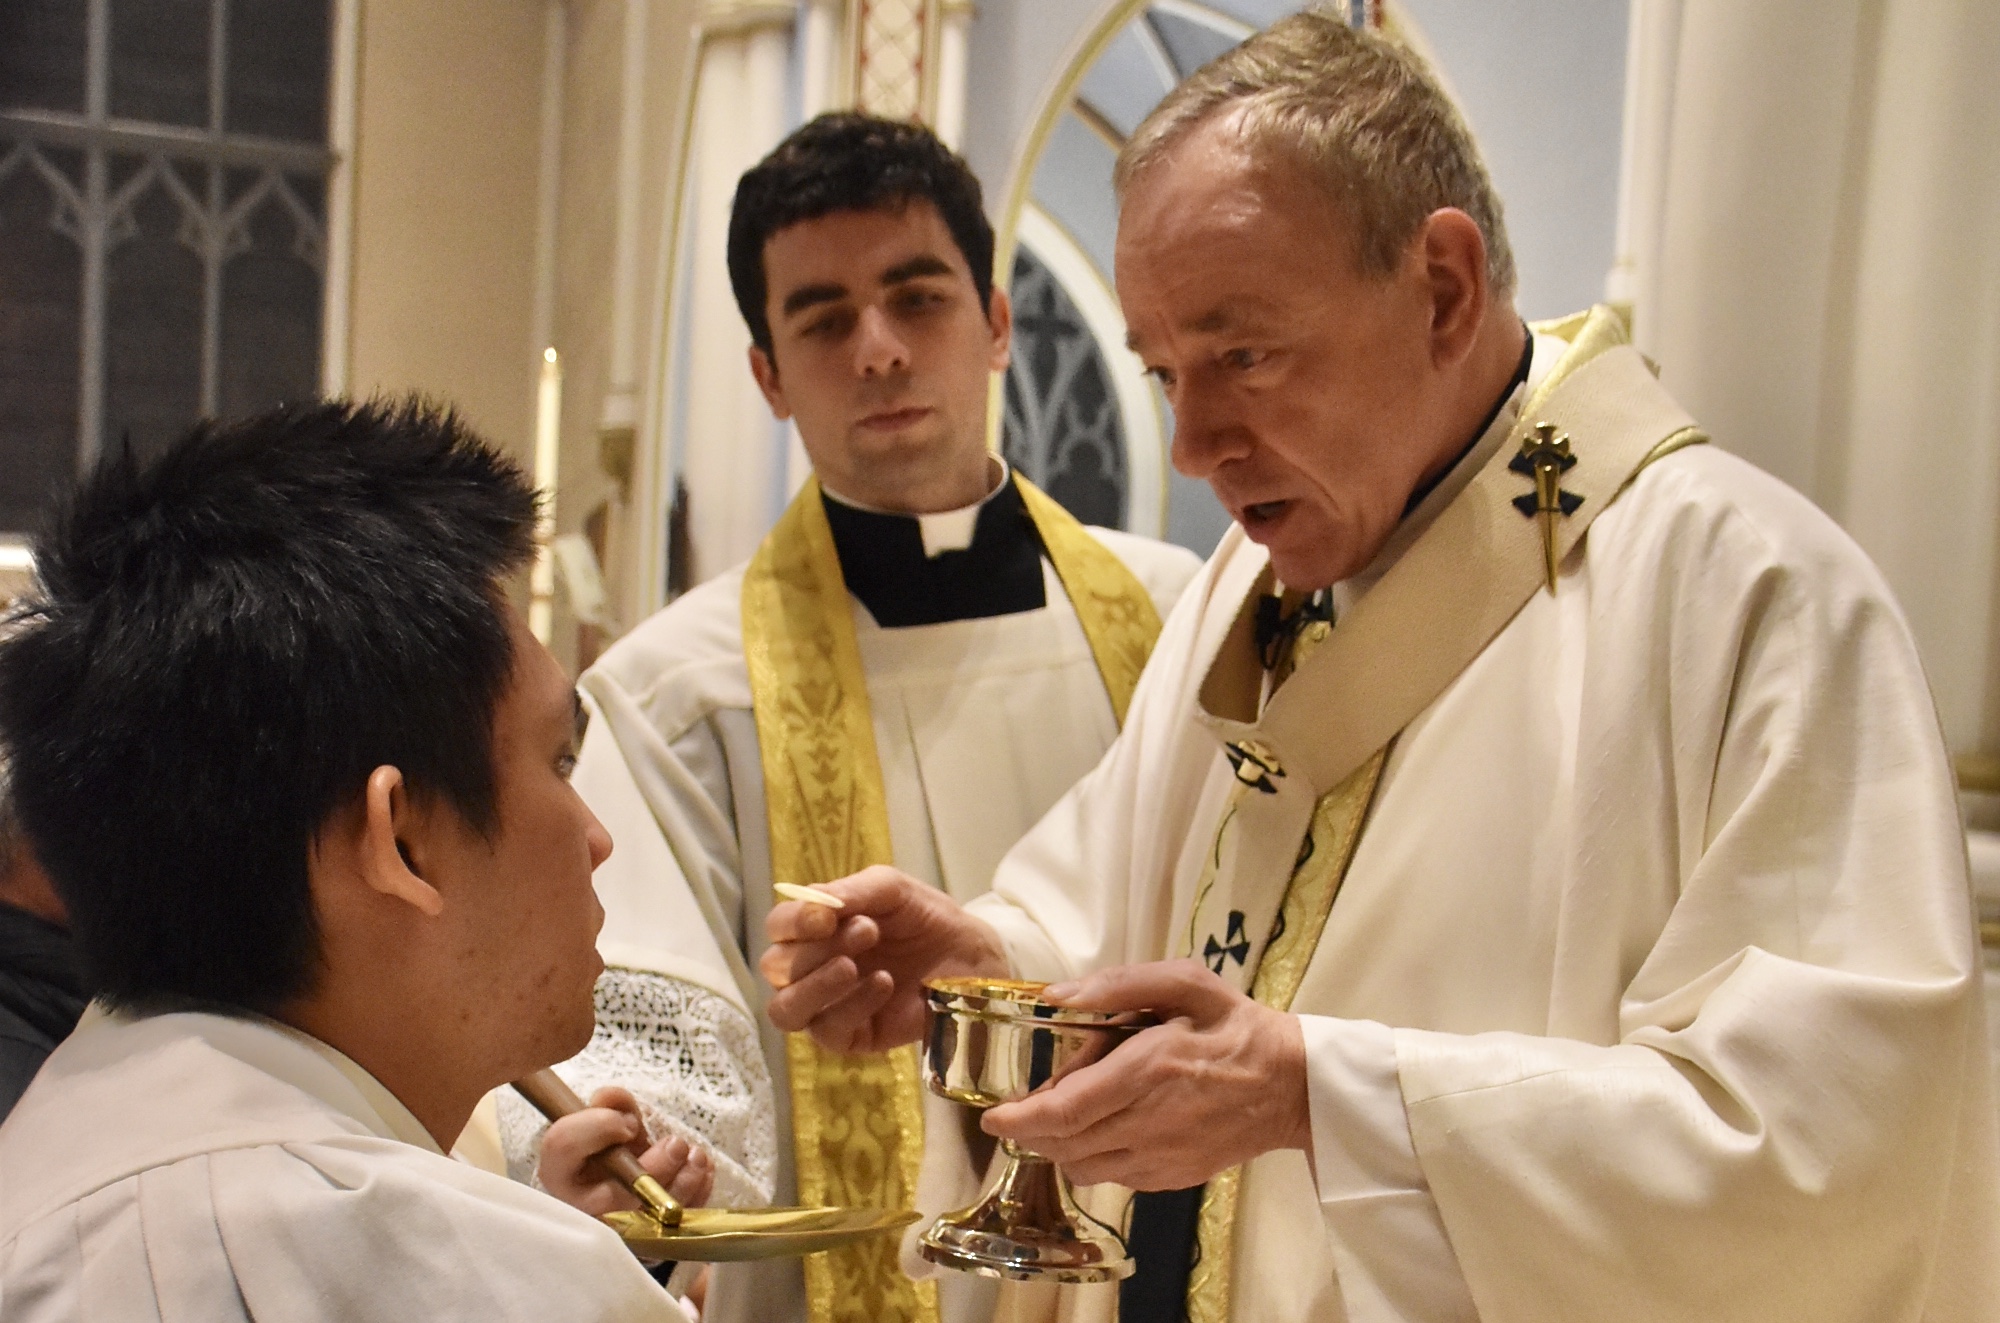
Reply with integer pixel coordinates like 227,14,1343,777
1615,0,2000,751
674,7,797,589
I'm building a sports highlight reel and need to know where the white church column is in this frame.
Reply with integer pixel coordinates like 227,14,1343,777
601,0,653,506
932,0,972,151
675,2,796,587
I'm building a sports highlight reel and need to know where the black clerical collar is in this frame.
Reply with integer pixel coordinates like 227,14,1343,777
1401,323,1535,517
821,469,1048,627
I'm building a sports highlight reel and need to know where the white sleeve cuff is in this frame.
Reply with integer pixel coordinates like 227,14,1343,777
1298,1014,1478,1322
1299,1014,1425,1201
963,891,1071,983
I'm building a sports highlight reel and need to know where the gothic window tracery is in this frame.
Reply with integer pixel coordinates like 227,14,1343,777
0,0,332,534
1001,243,1127,530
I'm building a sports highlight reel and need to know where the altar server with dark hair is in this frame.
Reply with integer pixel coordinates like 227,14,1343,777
0,400,689,1320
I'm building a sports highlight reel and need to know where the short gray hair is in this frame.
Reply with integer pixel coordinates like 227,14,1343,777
1116,9,1516,296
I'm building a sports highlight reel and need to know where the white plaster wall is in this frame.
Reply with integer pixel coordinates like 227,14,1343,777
1395,0,1629,321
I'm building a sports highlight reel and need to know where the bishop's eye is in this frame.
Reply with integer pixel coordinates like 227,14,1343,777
556,752,579,781
1221,347,1265,370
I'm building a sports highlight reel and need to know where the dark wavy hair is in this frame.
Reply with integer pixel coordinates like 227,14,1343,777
727,112,995,356
0,397,538,1012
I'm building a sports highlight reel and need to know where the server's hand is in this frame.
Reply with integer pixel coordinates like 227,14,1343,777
537,1085,716,1216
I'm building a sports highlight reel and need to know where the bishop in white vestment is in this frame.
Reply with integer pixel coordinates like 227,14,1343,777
969,320,2000,1321
760,18,2000,1321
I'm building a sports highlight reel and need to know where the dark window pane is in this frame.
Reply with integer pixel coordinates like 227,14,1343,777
218,170,319,417
0,0,88,115
109,0,212,128
226,0,329,142
104,160,204,460
1002,246,1127,529
0,144,84,533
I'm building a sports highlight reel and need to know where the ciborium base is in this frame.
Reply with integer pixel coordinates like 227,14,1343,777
920,1140,1133,1283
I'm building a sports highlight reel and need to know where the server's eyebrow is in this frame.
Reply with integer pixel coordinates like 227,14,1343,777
880,254,954,285
781,282,847,317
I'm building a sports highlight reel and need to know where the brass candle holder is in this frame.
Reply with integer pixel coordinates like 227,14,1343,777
918,977,1154,1283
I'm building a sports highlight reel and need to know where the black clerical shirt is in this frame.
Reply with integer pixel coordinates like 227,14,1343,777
820,472,1048,627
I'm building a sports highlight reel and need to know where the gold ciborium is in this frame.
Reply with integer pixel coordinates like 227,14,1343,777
919,976,1154,1282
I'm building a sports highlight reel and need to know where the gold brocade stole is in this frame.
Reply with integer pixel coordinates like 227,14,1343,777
742,474,1163,1323
1182,620,1391,1323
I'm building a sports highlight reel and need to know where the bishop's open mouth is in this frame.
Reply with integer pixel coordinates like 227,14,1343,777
1242,500,1289,526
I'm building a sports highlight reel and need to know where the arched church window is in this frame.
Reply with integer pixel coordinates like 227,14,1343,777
983,0,1345,550
0,0,334,536
1001,242,1127,530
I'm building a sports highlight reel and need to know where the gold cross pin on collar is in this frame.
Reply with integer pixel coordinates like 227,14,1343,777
1509,422,1583,593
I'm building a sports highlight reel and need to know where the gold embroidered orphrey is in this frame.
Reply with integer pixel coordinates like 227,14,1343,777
742,474,1164,1323
1182,306,1708,1323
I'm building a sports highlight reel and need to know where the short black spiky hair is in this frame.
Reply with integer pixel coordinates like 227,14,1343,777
727,112,995,356
0,398,538,1013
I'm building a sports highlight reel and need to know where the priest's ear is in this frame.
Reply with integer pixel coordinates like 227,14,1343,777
353,765,444,918
748,345,792,422
1416,206,1489,369
983,284,1013,375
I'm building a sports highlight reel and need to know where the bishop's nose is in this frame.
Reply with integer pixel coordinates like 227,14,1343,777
1170,392,1255,480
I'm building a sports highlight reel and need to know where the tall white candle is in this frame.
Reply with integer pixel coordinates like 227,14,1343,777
529,347,562,644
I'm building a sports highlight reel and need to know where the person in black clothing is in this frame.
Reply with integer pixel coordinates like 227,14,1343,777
0,761,87,1123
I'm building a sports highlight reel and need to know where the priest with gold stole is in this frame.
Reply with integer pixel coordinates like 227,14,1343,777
504,115,1200,1323
762,16,2000,1323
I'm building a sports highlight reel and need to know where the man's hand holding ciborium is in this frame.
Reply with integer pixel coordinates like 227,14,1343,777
761,869,1316,1281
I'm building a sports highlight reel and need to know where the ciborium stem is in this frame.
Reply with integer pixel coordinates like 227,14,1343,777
918,978,1151,1283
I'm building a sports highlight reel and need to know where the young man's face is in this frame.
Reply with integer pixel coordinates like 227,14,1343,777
749,198,1011,513
434,606,611,1077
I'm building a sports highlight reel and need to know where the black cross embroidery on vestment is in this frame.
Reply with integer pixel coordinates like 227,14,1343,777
1203,910,1251,974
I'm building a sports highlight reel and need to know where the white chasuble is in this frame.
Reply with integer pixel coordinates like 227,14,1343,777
969,313,2000,1322
0,1009,679,1321
532,518,1199,1323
